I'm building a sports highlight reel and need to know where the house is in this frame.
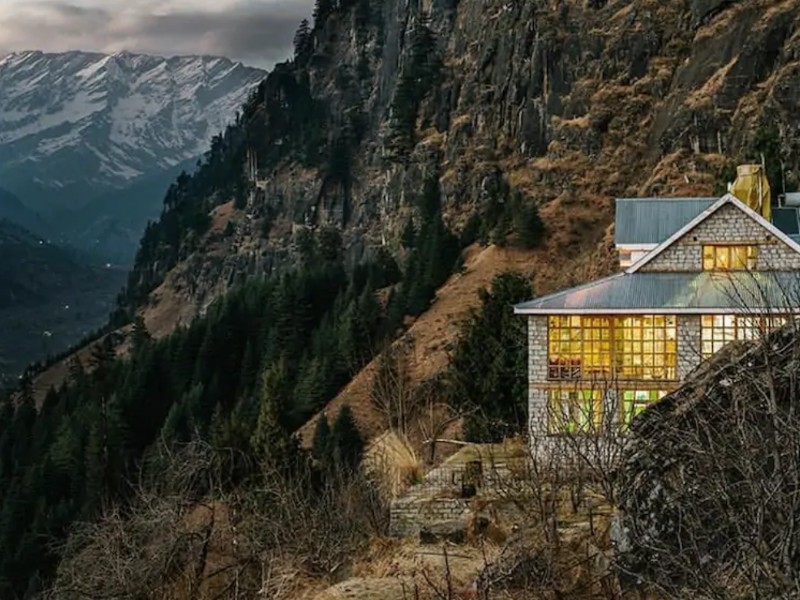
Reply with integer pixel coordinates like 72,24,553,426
514,165,800,438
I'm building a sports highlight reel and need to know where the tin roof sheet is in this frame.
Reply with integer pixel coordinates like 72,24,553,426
514,271,800,314
614,197,718,245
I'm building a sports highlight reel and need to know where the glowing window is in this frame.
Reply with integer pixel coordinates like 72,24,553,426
547,316,611,380
621,390,668,429
547,389,603,435
547,316,677,381
701,315,788,357
702,245,757,271
614,316,677,381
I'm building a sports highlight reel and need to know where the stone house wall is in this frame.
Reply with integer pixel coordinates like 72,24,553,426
641,203,800,272
527,314,706,437
527,316,549,438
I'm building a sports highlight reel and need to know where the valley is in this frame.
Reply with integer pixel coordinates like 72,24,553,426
0,219,125,388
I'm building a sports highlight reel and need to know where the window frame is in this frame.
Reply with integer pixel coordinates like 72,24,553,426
547,315,678,382
700,314,789,357
547,389,604,436
620,389,668,429
702,244,758,271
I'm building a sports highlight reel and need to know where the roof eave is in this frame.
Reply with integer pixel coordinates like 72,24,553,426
515,306,800,316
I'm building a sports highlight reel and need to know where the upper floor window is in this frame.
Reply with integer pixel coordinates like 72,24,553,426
702,245,757,271
615,316,677,381
701,314,788,357
547,316,611,379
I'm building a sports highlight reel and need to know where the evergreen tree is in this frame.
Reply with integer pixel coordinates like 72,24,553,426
251,360,296,470
448,272,532,441
330,405,363,472
311,413,331,467
401,217,416,249
131,315,151,352
293,18,312,62
513,194,545,248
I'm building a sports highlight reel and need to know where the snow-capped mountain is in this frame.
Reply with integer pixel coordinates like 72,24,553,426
0,50,265,260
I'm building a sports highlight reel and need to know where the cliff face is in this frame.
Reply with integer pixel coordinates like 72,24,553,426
124,0,800,335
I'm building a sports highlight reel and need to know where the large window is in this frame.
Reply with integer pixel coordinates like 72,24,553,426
547,316,611,379
548,316,677,381
615,316,677,380
547,389,603,435
621,390,668,429
702,245,757,271
701,314,788,357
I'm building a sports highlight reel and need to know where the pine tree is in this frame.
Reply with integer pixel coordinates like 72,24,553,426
293,18,312,61
401,217,416,249
312,413,331,467
330,405,363,472
448,272,532,441
513,196,545,248
251,360,296,470
131,315,151,352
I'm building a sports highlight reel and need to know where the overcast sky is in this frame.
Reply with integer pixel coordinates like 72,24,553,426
0,0,312,68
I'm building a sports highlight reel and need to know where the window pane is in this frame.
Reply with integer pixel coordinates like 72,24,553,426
703,245,758,271
548,390,602,435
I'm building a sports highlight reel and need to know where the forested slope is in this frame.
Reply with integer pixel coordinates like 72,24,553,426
4,0,800,597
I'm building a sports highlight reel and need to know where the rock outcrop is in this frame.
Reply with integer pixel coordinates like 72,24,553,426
616,323,800,597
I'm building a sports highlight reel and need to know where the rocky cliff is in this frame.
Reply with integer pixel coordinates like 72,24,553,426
119,0,800,340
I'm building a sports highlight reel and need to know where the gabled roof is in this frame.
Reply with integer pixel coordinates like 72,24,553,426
513,271,800,315
627,194,800,274
614,197,717,246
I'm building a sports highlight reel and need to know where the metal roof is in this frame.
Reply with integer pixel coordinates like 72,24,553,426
773,207,800,235
514,271,800,314
614,197,718,246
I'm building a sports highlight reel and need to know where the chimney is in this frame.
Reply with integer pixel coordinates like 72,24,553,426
730,164,772,221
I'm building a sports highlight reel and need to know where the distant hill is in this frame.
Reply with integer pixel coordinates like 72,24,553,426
0,219,125,384
0,187,50,238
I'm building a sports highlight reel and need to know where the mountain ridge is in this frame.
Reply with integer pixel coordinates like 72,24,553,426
0,49,266,259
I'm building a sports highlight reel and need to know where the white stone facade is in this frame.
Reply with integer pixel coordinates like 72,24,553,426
642,203,800,272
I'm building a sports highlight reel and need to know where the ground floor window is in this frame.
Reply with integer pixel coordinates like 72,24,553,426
621,390,668,428
547,389,603,435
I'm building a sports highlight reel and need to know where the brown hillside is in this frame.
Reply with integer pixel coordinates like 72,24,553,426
298,236,620,448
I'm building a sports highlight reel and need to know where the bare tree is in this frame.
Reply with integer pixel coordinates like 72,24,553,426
615,272,800,599
371,345,419,434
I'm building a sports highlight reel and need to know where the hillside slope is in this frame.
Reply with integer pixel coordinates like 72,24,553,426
0,220,124,386
25,0,800,426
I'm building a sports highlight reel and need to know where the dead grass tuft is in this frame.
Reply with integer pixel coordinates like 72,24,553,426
363,431,424,498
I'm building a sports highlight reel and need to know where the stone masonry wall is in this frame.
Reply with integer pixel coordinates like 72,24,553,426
642,203,800,272
677,315,702,379
528,316,549,438
389,457,520,537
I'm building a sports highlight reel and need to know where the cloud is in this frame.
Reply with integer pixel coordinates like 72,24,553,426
0,0,312,68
